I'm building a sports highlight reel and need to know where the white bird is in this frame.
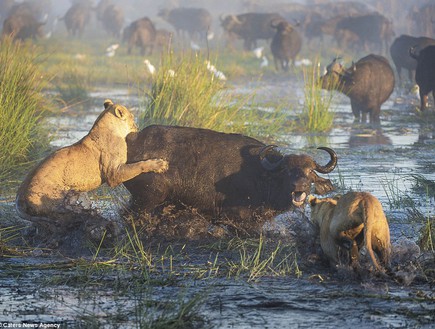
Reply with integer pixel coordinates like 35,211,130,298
144,59,156,75
207,31,214,40
106,43,119,57
213,70,227,81
205,60,216,73
253,46,264,59
260,56,269,68
295,58,313,67
74,53,86,61
190,40,201,51
205,60,226,81
106,43,119,53
411,84,420,99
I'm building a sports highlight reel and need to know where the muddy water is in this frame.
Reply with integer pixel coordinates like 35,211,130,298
1,80,434,327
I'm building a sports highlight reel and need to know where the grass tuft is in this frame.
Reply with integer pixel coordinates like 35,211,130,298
139,52,289,138
0,36,52,182
299,62,336,132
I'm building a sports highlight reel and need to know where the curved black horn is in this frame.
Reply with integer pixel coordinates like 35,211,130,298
314,147,337,173
259,145,284,171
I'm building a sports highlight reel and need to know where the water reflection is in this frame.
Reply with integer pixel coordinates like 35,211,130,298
348,126,392,148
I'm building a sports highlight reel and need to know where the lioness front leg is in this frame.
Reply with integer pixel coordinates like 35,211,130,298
106,159,169,187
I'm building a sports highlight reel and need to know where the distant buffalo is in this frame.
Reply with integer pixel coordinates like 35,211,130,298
334,13,394,54
390,34,435,82
122,17,156,55
61,3,91,37
270,20,302,71
410,45,435,111
158,7,212,40
321,54,395,125
2,11,45,41
220,12,285,50
99,3,124,38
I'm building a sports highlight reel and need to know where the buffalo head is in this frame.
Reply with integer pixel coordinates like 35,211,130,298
271,20,293,33
320,57,355,91
219,14,244,31
259,146,337,207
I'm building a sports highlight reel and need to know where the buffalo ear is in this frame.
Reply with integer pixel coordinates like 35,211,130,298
307,195,317,206
313,177,334,195
104,99,114,109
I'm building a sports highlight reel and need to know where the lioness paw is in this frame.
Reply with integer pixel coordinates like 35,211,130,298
155,159,169,173
145,158,169,173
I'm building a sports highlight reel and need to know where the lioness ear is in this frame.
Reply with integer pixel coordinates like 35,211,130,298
104,99,114,109
114,106,127,120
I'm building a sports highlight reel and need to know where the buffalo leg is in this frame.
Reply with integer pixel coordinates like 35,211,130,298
420,92,428,111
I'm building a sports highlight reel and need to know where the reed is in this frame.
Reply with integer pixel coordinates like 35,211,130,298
299,61,336,132
139,52,288,138
0,37,52,182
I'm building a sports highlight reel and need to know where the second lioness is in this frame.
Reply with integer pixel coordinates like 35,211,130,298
308,191,391,272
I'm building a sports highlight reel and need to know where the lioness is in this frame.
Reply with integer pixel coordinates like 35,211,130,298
308,191,391,272
15,99,168,238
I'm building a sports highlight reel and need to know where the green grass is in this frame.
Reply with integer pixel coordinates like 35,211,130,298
53,60,92,104
138,52,290,138
0,37,53,182
224,235,301,281
299,61,336,132
380,173,417,210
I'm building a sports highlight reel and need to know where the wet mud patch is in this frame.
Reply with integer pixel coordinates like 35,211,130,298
126,203,282,243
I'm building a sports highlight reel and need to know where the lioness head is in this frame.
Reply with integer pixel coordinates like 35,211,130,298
308,195,339,227
93,99,138,137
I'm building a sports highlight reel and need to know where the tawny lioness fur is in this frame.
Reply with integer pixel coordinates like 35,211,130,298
308,191,391,271
15,99,168,231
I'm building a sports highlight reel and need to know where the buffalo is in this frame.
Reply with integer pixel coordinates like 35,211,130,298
270,20,302,71
155,28,172,51
410,45,435,111
321,54,395,125
98,3,124,38
122,17,156,56
158,7,212,40
408,3,435,37
334,13,394,54
1,11,45,41
124,125,337,234
220,12,285,50
390,35,435,83
62,3,91,37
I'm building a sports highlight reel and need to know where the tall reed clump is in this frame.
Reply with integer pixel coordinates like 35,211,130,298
0,37,52,182
299,62,336,132
139,53,287,137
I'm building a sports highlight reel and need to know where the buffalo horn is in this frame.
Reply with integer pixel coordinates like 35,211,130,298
259,145,284,171
314,147,337,173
